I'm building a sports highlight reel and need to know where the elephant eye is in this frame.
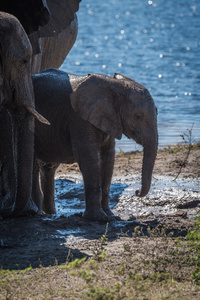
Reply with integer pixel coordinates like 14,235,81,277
22,57,29,65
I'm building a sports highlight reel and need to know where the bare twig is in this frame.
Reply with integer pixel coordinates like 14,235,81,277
173,123,194,181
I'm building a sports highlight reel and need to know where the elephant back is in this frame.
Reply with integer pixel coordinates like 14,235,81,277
32,68,73,99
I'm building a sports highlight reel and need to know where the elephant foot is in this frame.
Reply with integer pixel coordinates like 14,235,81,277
83,208,109,223
21,201,39,216
103,208,115,220
43,206,56,214
103,207,114,216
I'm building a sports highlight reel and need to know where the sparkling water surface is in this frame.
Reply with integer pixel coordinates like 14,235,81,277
61,0,200,152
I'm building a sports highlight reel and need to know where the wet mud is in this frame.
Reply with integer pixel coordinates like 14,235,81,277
0,146,200,270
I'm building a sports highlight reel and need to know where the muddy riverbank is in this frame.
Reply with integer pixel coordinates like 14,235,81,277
0,143,200,270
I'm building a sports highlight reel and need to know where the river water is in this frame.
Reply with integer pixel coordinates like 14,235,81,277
61,0,200,152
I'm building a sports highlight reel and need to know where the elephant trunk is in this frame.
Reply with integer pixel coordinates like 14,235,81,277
0,76,39,217
0,70,48,217
11,76,44,216
136,135,158,197
12,108,35,216
0,108,34,217
0,111,16,217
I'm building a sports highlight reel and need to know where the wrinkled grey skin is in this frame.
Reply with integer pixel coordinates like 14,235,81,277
0,13,48,217
30,0,80,74
32,69,158,222
37,16,78,72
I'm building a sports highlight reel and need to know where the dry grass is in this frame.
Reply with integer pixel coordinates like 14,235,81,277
1,224,200,300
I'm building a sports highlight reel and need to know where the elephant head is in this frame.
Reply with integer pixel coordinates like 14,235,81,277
0,13,50,122
0,12,49,217
70,73,158,197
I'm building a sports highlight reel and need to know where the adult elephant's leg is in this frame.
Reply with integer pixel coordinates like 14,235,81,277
100,138,115,218
0,110,16,217
40,164,59,214
12,108,37,216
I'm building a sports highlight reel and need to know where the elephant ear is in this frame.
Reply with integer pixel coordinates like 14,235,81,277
0,0,51,35
114,73,135,82
70,75,123,140
39,0,81,37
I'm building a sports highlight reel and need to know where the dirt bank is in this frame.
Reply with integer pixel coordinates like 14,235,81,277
0,143,200,271
57,142,200,178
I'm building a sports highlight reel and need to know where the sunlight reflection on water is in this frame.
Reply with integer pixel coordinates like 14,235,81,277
61,0,200,152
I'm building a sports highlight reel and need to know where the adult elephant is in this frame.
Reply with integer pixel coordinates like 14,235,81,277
32,69,158,222
0,0,81,218
0,12,50,218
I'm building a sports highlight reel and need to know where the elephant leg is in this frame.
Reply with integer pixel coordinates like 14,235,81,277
74,144,108,222
100,138,115,218
32,160,43,212
40,163,59,214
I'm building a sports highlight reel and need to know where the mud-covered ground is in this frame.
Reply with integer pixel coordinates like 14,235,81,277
0,143,200,270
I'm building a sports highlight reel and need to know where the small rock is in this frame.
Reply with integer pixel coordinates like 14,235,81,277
118,214,136,221
167,210,187,219
176,200,200,209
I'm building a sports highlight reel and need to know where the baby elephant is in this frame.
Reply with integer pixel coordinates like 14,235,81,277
32,68,158,222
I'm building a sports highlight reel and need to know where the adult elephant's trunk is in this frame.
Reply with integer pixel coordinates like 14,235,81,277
11,75,40,216
0,74,48,218
136,136,158,197
0,110,16,217
12,108,35,216
0,108,34,217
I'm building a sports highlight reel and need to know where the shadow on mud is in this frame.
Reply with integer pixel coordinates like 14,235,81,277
0,215,88,270
0,178,129,270
0,174,200,270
